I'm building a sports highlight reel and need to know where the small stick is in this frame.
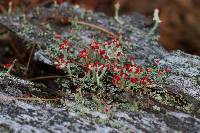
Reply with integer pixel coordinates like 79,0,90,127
25,43,36,76
44,15,118,38
70,59,86,69
70,20,119,38
9,39,24,61
28,75,72,81
0,95,60,101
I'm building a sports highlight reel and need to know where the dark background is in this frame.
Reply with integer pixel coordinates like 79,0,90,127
1,0,200,55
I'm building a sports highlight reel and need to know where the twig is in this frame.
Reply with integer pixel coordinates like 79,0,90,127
44,15,118,38
25,43,36,76
8,39,24,61
70,59,86,69
70,20,119,38
0,95,60,101
28,75,72,81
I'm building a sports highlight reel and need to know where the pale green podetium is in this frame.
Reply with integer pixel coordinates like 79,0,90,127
114,2,124,24
8,1,12,15
7,59,17,75
148,8,162,36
